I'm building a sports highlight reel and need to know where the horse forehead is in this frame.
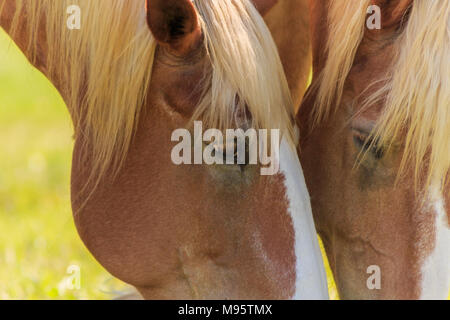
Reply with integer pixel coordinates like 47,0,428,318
445,192,450,225
278,144,304,195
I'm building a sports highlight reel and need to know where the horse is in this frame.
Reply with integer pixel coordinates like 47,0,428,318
298,0,449,299
0,0,328,299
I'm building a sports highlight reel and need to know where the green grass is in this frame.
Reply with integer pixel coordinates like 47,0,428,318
0,28,338,300
0,29,129,300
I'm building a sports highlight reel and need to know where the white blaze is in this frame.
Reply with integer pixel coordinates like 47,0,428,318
420,190,450,300
278,136,329,300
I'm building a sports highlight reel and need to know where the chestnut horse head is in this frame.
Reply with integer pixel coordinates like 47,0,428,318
1,0,327,299
299,0,449,299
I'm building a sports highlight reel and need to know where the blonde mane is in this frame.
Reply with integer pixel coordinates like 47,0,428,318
3,0,294,189
194,0,295,143
314,0,449,197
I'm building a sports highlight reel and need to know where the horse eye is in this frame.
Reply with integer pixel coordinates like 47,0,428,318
353,131,385,160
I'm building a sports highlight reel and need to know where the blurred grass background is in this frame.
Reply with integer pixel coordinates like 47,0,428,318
0,29,129,299
0,28,338,300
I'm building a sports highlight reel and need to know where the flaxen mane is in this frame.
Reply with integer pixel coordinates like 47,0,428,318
2,0,294,189
313,0,449,198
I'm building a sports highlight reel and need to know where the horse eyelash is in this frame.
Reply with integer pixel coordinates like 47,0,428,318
353,132,385,160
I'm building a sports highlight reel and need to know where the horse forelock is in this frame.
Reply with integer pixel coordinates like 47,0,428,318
6,0,156,193
193,0,295,145
314,0,449,197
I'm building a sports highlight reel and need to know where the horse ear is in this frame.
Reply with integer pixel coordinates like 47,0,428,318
252,0,279,16
146,0,202,56
370,0,412,28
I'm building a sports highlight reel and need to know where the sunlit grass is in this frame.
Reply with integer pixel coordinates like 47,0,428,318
0,29,129,300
